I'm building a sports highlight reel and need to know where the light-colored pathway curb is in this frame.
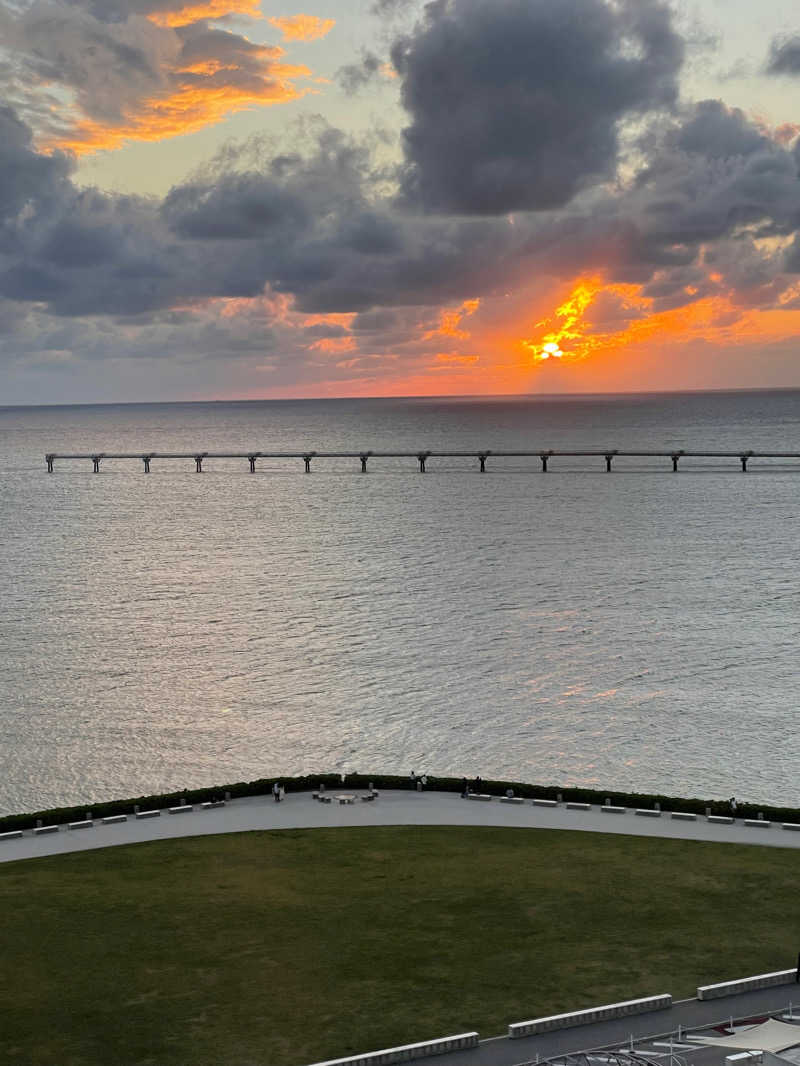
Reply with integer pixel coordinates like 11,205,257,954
3,791,800,865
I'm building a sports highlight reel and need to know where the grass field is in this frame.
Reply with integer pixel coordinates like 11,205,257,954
2,825,800,1066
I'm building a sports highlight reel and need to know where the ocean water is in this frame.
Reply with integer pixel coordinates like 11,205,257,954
2,390,800,814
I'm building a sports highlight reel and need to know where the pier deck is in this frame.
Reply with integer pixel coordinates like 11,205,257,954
44,449,800,473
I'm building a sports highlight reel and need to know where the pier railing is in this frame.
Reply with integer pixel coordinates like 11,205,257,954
43,449,800,473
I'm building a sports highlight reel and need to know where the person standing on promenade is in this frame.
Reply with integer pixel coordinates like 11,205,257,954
273,781,281,803
461,777,468,798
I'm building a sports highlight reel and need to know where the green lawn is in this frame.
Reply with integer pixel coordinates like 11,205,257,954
2,826,800,1066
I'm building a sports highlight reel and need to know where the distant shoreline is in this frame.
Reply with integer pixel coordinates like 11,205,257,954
3,384,800,411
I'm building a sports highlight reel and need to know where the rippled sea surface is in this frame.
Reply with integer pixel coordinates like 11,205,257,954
2,390,800,813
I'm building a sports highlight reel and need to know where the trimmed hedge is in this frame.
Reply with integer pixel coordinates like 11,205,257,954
1,773,798,834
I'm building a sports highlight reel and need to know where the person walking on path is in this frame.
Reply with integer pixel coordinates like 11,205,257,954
273,781,281,803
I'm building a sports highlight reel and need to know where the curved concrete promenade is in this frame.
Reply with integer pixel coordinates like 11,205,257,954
3,788,800,864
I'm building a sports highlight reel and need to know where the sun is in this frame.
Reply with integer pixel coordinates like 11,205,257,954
541,342,564,359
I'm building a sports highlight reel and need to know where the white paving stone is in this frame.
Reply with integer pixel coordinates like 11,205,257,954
2,791,799,864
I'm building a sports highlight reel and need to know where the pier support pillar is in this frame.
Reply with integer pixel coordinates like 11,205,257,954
248,455,256,473
605,454,614,472
671,454,680,472
194,455,203,473
740,455,748,472
142,456,150,473
359,454,369,473
303,454,312,473
92,456,100,473
46,455,54,473
540,454,549,473
478,454,487,473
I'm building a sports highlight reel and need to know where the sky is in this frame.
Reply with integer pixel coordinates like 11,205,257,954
2,0,800,403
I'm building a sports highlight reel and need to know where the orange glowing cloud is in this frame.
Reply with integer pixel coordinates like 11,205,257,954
49,50,311,155
148,1,264,27
434,353,480,365
308,336,356,354
512,272,800,387
301,312,356,329
424,298,480,340
268,15,336,41
521,278,602,362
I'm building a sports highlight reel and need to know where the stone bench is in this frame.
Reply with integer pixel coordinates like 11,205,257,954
744,819,771,828
168,805,193,814
600,805,625,814
697,969,796,1000
533,798,557,808
467,794,492,801
0,830,23,841
102,814,128,825
635,809,661,818
34,824,58,835
509,994,672,1038
708,815,734,824
782,823,800,831
135,810,160,820
670,812,697,821
201,800,225,809
566,802,591,810
68,820,93,830
500,797,524,804
306,1031,479,1065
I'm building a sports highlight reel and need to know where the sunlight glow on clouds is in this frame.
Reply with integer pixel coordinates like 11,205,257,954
268,15,336,42
3,0,800,403
522,280,601,363
4,0,315,156
49,51,312,154
424,299,481,341
147,0,264,27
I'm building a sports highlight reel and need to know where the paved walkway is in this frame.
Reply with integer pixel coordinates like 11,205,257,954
2,790,800,864
433,986,800,1066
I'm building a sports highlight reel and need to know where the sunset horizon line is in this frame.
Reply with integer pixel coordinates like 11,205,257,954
5,383,800,412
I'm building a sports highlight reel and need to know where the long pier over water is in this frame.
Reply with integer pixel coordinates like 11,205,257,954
44,449,800,473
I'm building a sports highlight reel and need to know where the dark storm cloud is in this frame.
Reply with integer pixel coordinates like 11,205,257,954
628,101,800,249
766,35,800,75
351,309,399,333
0,106,71,225
592,100,800,309
162,176,311,240
392,0,684,215
370,0,415,15
0,0,168,127
65,0,195,20
336,52,383,95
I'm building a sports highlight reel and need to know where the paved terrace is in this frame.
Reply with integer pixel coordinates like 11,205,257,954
3,788,800,864
431,988,800,1066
